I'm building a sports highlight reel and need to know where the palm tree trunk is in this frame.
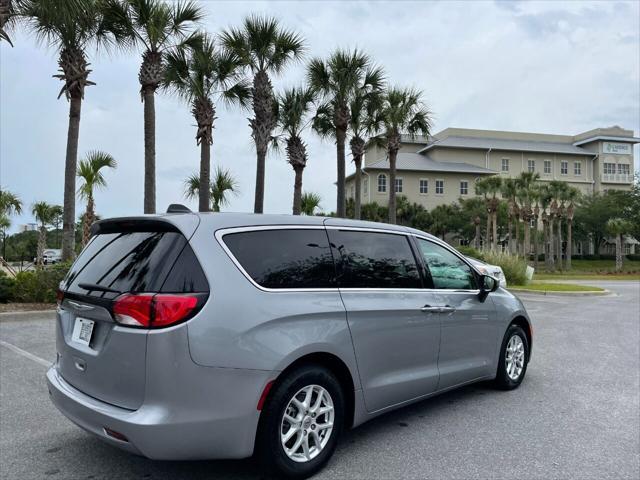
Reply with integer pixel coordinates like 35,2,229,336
199,140,211,212
556,218,563,271
475,221,481,250
254,143,267,213
515,217,520,256
82,194,94,247
37,226,46,267
492,211,498,251
354,155,362,220
292,166,304,215
524,220,530,262
336,127,347,218
615,234,622,272
485,213,491,251
548,218,555,271
388,149,398,224
566,219,573,270
143,89,156,214
507,218,513,254
533,223,539,270
62,95,81,261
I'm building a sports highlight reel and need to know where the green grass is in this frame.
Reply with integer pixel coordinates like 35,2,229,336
510,282,605,292
533,259,640,281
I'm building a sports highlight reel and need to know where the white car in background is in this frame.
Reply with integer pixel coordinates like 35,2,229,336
466,256,507,288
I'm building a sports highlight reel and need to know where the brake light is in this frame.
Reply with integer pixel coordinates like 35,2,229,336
113,294,198,328
56,288,64,306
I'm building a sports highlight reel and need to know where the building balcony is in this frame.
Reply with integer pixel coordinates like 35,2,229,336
601,173,633,183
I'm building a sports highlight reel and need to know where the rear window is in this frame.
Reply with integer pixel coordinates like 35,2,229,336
63,230,207,298
222,229,336,289
326,230,422,289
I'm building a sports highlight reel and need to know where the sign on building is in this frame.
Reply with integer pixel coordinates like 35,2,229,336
602,142,632,155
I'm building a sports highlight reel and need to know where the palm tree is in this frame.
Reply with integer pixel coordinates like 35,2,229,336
0,188,22,220
548,180,567,270
501,178,518,254
377,87,431,224
22,0,127,261
538,185,554,271
184,166,239,212
118,0,204,214
563,186,580,270
31,201,56,266
221,15,305,214
0,0,17,46
516,172,540,262
49,205,64,249
275,87,315,215
476,176,503,251
77,151,116,246
308,49,384,218
300,192,322,216
606,218,632,272
164,33,249,212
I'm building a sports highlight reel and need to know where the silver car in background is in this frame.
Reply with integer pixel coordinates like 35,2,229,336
47,210,532,479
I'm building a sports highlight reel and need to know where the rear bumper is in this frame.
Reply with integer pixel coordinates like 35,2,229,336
46,364,273,460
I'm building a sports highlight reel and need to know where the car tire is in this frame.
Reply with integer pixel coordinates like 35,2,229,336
494,324,529,390
256,365,344,479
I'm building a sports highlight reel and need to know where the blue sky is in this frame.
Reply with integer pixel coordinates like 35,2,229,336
1,0,639,231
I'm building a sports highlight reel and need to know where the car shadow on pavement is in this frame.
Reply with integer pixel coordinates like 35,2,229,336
51,382,499,480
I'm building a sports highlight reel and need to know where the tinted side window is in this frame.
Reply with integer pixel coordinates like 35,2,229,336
327,230,421,289
160,244,209,293
417,239,476,290
223,229,335,289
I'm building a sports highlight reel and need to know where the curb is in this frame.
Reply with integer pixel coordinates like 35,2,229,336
0,310,56,320
508,288,611,297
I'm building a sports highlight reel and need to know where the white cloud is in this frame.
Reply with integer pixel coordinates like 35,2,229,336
1,0,638,231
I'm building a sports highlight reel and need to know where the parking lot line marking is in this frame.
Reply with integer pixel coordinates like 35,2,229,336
0,340,51,367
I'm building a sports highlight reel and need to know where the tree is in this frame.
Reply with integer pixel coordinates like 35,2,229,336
274,87,316,215
606,218,632,272
184,166,239,212
300,192,322,216
164,33,249,212
0,188,22,259
501,178,518,254
0,0,18,46
377,87,431,224
117,0,203,214
22,0,127,261
31,201,56,266
77,150,116,246
476,176,503,251
562,186,580,270
308,49,384,218
515,172,540,262
221,15,305,214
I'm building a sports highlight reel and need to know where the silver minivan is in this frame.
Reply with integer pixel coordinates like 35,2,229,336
47,210,532,479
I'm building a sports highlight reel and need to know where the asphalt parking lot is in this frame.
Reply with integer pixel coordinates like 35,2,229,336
1,281,639,480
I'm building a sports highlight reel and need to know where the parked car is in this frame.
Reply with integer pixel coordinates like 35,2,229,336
466,256,507,288
33,249,62,265
47,210,532,479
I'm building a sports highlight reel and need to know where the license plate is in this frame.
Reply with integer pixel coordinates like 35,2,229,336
71,317,95,347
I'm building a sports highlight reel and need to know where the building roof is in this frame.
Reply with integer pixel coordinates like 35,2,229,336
363,152,496,175
418,135,591,155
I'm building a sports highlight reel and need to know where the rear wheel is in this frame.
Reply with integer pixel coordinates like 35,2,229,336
256,365,344,479
495,324,529,390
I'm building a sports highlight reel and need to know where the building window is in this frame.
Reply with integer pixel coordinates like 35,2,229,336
349,186,354,198
419,179,428,194
560,161,568,175
501,158,509,172
574,161,581,176
618,164,630,175
435,180,444,195
528,159,535,173
603,163,616,174
624,244,631,255
544,160,552,174
395,178,403,193
377,174,386,193
530,218,536,228
362,177,368,195
460,181,468,195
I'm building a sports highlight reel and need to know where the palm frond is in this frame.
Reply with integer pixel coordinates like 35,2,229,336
76,150,116,199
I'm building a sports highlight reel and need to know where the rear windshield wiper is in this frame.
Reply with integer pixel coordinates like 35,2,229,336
77,282,121,294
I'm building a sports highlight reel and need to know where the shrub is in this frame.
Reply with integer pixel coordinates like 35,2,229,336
481,251,529,285
456,246,484,261
12,262,71,303
0,271,15,303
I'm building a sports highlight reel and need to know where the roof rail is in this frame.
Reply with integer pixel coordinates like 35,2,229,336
166,204,192,214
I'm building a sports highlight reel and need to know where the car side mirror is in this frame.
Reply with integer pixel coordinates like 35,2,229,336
481,274,500,293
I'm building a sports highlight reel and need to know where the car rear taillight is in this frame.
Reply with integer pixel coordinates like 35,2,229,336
56,288,64,306
113,293,199,328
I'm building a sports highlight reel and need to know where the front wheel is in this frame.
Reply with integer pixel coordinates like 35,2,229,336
256,365,344,479
494,324,529,390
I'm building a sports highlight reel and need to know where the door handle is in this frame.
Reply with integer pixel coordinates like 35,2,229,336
420,305,442,313
439,305,456,314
